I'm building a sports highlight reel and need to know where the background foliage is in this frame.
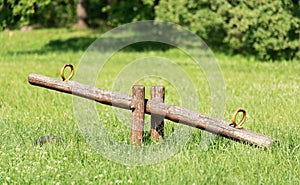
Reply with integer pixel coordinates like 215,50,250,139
1,0,299,60
155,0,300,60
0,0,74,28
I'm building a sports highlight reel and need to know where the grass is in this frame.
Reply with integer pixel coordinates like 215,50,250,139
0,28,299,184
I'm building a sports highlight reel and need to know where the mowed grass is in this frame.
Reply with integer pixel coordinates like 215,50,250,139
0,28,299,184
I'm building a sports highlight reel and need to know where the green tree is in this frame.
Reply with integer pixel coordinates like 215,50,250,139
0,0,51,29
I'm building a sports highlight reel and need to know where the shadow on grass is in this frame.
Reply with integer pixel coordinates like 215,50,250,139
7,36,174,56
44,37,98,52
7,35,273,63
44,37,173,52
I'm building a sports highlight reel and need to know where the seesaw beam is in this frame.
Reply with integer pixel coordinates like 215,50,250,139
28,74,278,148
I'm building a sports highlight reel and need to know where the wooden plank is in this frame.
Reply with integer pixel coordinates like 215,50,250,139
28,74,278,147
131,85,145,145
28,74,132,109
150,86,165,141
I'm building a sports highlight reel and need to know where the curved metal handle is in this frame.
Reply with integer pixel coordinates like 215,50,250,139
61,64,74,81
231,108,246,129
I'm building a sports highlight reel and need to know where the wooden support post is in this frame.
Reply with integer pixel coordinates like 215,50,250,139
131,85,145,145
150,86,165,141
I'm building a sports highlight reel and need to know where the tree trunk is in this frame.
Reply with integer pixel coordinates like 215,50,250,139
77,0,88,28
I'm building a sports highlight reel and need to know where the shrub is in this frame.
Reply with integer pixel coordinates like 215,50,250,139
155,0,300,60
102,0,156,26
0,0,115,29
0,0,53,29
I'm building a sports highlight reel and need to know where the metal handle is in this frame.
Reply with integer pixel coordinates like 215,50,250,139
231,108,246,129
61,64,74,81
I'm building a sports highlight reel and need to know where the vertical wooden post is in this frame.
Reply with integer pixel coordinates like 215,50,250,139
131,85,145,145
150,86,165,141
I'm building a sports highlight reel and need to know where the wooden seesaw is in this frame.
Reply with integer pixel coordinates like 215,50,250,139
28,64,278,148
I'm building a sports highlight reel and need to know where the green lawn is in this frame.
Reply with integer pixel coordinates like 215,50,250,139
0,28,299,184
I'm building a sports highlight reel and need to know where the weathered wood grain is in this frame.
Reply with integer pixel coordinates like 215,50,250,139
131,85,145,145
150,86,165,141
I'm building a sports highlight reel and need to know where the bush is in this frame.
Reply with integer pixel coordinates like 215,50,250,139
34,0,77,27
0,0,112,29
102,0,156,26
0,0,53,29
155,0,300,60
